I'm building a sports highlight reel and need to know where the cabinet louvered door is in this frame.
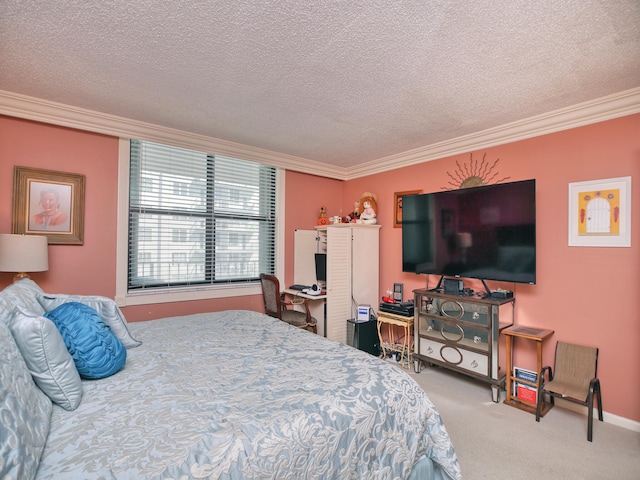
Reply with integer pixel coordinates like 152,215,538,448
325,227,352,343
351,227,379,314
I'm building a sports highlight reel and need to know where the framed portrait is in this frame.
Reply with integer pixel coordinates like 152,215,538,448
394,190,422,228
568,176,631,247
12,166,86,245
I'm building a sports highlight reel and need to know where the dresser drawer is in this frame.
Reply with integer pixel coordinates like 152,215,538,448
418,338,488,376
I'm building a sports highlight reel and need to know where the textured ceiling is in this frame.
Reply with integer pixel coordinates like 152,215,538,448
1,1,639,168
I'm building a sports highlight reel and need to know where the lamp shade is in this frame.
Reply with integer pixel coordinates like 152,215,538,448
0,234,49,275
456,232,473,249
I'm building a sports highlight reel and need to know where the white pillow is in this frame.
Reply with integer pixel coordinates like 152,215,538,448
9,309,83,411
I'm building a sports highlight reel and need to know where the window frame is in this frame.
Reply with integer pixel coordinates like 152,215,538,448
115,139,285,307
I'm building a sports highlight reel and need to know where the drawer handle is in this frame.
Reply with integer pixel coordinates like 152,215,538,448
473,335,481,344
440,300,464,319
471,360,478,368
427,346,434,354
472,312,480,320
441,323,464,342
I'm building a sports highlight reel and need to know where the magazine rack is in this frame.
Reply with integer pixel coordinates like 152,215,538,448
503,325,555,415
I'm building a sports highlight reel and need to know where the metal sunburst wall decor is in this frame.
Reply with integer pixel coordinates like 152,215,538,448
443,152,510,190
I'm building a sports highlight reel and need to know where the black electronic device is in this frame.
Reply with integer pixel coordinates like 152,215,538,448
443,278,463,295
289,284,310,291
379,301,414,317
347,318,380,356
490,289,513,299
402,179,536,285
314,253,327,283
393,283,404,302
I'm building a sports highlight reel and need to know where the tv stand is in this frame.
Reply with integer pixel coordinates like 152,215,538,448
480,279,492,298
413,288,515,402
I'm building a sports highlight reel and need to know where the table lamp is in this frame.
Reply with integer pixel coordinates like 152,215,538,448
456,232,472,263
0,234,49,282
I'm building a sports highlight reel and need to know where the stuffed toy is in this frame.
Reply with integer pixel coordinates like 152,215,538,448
357,192,378,224
317,206,329,226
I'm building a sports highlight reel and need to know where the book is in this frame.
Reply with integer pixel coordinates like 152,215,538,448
516,383,538,404
514,366,538,384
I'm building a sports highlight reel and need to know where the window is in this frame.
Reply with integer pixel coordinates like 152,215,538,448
128,140,276,291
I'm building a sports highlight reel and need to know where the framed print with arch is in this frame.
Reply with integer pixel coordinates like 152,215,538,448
12,166,86,245
568,176,631,247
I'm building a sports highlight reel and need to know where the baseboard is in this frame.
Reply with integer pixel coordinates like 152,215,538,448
555,399,640,433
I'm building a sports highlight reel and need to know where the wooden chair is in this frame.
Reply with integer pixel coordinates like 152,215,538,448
535,341,603,441
259,274,317,333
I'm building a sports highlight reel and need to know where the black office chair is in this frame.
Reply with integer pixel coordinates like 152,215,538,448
535,341,603,441
259,274,317,333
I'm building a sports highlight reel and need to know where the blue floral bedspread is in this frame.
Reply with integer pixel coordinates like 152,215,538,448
37,310,461,479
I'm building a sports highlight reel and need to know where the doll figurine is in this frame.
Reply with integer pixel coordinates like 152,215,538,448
357,193,378,225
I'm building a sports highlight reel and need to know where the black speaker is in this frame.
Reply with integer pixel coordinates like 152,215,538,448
346,318,380,356
443,278,463,295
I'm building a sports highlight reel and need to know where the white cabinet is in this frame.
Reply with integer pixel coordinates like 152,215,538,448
315,224,380,344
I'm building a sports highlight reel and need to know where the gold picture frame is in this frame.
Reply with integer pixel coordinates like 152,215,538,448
12,166,86,245
394,190,422,228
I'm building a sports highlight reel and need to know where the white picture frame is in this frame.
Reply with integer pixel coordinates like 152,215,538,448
568,176,631,247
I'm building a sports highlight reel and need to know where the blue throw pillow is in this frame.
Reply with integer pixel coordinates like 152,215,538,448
45,302,126,379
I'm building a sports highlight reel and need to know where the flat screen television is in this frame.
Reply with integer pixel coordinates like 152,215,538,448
402,179,536,285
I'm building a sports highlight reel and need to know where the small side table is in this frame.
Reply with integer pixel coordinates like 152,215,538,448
503,325,554,416
377,312,414,370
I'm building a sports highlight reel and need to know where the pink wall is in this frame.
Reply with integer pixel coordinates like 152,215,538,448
286,114,640,423
1,113,638,423
0,116,264,321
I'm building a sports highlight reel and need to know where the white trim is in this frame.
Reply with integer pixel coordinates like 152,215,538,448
118,283,263,307
555,399,640,433
275,169,286,282
1,87,640,181
345,87,640,179
114,139,130,305
0,90,343,180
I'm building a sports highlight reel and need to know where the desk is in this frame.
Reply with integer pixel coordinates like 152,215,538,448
282,289,327,337
503,325,554,415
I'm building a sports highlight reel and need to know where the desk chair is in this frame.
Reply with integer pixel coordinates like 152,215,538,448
535,341,603,441
259,274,317,333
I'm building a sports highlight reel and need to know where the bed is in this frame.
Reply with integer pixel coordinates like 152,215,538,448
0,279,461,480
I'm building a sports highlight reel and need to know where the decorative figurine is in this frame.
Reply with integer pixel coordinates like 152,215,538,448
317,206,329,226
357,192,378,224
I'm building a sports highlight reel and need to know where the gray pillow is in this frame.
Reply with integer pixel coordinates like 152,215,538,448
0,279,46,325
9,309,83,411
0,316,52,480
37,293,141,348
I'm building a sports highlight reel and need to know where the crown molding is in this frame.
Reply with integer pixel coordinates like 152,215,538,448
0,90,346,180
1,87,639,181
345,87,640,179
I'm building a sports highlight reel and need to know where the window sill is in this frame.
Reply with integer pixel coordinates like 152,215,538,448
115,282,261,307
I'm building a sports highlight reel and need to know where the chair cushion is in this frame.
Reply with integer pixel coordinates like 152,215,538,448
9,309,83,411
45,302,126,379
281,309,316,327
0,317,52,480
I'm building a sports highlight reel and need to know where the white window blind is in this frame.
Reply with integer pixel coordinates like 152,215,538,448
128,140,276,290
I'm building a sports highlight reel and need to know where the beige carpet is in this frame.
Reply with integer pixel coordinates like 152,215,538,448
403,363,640,480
